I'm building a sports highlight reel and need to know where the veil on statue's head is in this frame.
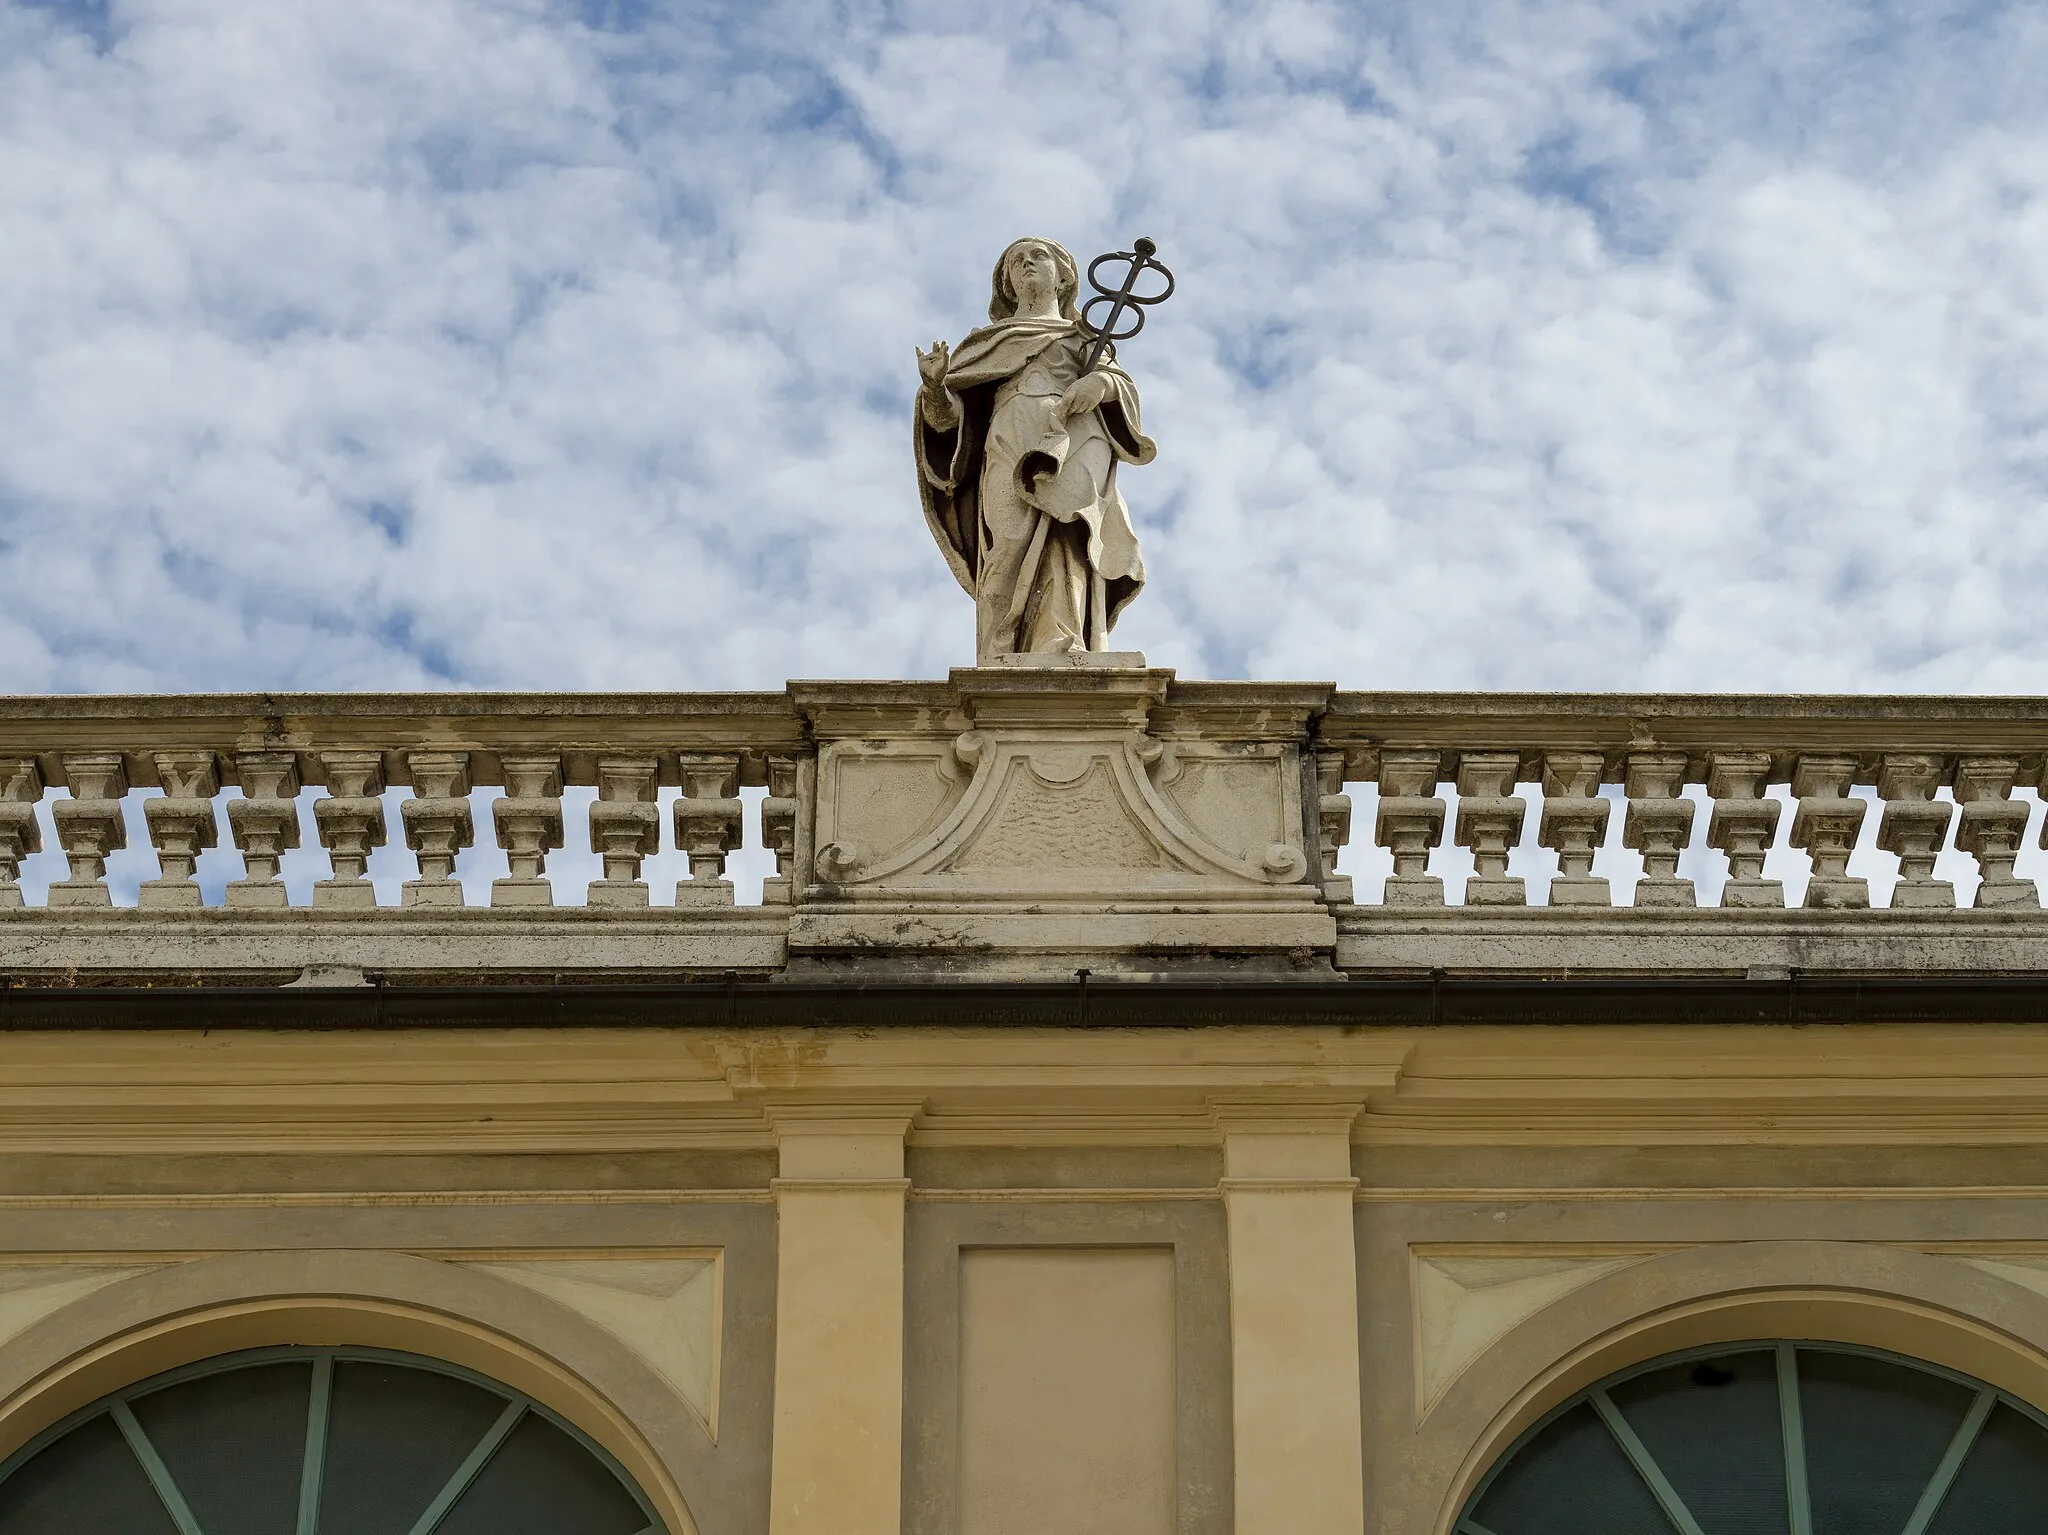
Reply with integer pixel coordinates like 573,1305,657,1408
988,237,1081,323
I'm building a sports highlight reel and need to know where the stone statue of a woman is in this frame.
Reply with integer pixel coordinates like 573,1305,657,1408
914,237,1154,663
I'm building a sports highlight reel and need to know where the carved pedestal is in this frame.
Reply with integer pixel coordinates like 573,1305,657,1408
787,669,1336,977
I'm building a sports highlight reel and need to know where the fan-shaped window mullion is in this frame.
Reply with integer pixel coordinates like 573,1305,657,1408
401,1402,527,1535
1777,1343,1814,1535
108,1401,206,1535
296,1354,334,1535
1901,1388,1996,1535
1588,1389,1701,1535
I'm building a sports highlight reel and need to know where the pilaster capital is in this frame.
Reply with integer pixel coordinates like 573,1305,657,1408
1208,1093,1363,1182
765,1095,924,1182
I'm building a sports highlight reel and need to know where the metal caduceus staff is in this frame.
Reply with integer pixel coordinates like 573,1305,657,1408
1078,236,1175,374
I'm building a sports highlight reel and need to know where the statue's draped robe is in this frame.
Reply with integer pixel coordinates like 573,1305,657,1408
916,316,1153,660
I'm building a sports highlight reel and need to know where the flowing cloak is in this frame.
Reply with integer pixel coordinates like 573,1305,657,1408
915,315,1154,655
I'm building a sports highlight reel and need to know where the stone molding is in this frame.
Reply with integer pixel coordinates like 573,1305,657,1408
11,1021,2048,1151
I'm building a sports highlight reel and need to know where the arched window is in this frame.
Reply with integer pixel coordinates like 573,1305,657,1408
0,1346,669,1535
1459,1341,2048,1535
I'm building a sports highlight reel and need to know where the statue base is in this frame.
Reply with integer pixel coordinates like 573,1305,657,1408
786,666,1339,979
983,650,1148,670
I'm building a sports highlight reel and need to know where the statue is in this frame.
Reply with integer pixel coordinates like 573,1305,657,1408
914,237,1166,663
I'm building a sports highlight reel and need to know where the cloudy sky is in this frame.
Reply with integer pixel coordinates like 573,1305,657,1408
2,0,2045,696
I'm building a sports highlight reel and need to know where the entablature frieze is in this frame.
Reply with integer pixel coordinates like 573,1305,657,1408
6,1014,2048,1155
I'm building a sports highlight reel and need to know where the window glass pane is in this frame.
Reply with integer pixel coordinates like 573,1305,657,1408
317,1360,510,1535
130,1359,311,1535
1607,1349,1784,1535
1472,1403,1675,1535
435,1411,648,1535
0,1414,179,1535
1925,1404,2048,1535
1800,1347,1976,1535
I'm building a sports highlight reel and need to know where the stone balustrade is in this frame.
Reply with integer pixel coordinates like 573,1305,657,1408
1318,691,2048,912
0,683,2045,983
0,692,803,912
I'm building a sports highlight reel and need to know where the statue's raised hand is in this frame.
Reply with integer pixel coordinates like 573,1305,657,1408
915,340,950,391
1056,370,1113,420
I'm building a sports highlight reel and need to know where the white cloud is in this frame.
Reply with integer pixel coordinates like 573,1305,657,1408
0,0,2045,693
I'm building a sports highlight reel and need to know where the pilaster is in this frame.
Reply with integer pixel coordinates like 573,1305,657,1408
766,1097,920,1535
1212,1096,1366,1535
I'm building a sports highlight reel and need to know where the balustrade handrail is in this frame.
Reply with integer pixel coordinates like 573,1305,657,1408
0,691,804,788
1323,691,2048,766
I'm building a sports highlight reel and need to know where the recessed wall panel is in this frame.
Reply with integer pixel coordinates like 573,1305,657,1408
957,1247,1176,1535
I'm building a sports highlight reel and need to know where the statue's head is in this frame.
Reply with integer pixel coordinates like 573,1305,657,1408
988,237,1080,323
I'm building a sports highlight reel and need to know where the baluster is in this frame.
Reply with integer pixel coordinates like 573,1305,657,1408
1875,754,1954,909
1706,751,1783,907
759,752,802,906
1623,752,1696,907
226,751,302,908
1375,749,1445,906
1454,752,1527,906
49,753,128,907
1790,753,1868,909
675,753,742,906
1312,748,1354,904
1954,757,2037,908
588,755,660,907
400,752,474,907
313,751,388,908
1538,751,1611,906
139,751,221,909
0,757,43,908
492,754,563,907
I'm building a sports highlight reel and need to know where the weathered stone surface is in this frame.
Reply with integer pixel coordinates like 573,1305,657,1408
1537,751,1610,907
1332,906,2048,976
1956,756,2039,909
914,238,1155,665
1706,751,1784,909
1790,753,1869,910
1622,751,1694,908
1374,750,1447,908
1452,753,1527,907
48,753,127,908
138,750,220,910
312,750,387,910
0,684,2043,980
225,750,301,909
0,757,42,910
1875,754,1954,909
588,755,661,909
792,667,1332,975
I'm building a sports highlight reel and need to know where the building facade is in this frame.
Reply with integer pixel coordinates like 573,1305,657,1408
1,667,2046,1533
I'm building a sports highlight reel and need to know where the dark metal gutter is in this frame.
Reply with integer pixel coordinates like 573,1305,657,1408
5,975,2048,1030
